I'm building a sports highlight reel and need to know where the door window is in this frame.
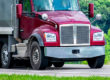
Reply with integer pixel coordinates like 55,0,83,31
23,0,31,12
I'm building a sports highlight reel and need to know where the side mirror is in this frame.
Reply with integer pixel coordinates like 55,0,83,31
96,14,102,20
89,3,94,18
16,4,23,18
91,14,102,23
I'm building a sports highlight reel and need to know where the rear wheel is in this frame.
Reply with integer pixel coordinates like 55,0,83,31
30,41,48,70
1,44,13,68
87,55,105,69
0,44,3,67
53,62,64,68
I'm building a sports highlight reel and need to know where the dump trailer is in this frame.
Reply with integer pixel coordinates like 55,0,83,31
0,0,105,70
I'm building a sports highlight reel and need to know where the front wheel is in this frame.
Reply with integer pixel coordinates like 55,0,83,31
30,41,48,70
87,55,105,69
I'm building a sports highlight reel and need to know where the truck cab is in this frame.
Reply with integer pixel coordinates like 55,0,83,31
0,0,105,70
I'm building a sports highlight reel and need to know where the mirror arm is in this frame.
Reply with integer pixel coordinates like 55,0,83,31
91,19,96,24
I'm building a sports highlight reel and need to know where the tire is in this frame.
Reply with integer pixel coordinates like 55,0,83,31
30,41,48,70
0,44,3,67
0,44,13,68
53,62,64,68
87,55,105,69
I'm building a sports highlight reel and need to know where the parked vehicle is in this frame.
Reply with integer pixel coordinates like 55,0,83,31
0,0,105,70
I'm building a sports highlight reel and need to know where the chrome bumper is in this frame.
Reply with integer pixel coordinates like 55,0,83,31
44,46,105,58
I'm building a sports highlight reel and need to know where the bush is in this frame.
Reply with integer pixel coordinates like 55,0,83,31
104,29,110,64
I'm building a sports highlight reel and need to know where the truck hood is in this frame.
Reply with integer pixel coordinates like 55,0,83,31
39,11,90,24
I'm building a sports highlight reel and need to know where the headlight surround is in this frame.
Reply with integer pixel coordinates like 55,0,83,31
93,32,104,41
44,33,56,42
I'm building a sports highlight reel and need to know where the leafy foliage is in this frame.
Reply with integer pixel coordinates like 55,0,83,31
79,0,110,33
104,29,110,64
78,0,110,64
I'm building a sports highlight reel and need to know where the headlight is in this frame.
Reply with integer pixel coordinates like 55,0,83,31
93,32,104,41
44,33,56,42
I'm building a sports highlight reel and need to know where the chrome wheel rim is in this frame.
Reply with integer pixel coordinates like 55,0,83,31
1,49,9,65
32,49,40,64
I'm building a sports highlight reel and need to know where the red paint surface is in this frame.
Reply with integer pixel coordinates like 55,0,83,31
90,26,105,46
32,25,60,46
16,4,23,18
20,11,90,39
38,11,90,24
30,0,34,12
89,3,94,18
19,0,105,46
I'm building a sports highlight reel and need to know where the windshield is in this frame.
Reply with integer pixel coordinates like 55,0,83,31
33,0,79,12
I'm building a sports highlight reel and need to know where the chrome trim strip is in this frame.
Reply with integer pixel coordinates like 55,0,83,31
60,24,90,46
73,25,77,44
0,27,13,34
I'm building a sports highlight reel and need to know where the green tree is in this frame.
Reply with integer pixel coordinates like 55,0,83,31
104,29,110,63
79,0,110,33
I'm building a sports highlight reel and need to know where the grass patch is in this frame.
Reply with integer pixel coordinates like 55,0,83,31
65,61,88,64
0,74,110,80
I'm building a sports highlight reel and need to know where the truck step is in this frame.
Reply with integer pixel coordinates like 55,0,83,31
12,43,28,58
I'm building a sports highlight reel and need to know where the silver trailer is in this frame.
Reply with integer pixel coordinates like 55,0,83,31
0,0,18,37
0,0,26,68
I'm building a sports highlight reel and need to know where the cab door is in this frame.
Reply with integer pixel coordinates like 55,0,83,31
20,0,35,39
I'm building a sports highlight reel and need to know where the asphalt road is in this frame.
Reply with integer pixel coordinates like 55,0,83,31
0,64,110,77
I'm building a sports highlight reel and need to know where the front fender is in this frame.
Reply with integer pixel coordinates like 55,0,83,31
30,25,60,47
29,33,44,46
90,26,105,46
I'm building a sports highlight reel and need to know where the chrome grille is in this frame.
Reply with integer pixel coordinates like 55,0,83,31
77,26,89,44
60,24,90,46
61,26,74,44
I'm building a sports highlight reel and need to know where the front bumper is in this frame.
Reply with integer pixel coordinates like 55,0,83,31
44,46,105,59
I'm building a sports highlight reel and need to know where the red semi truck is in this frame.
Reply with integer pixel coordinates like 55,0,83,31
0,0,105,70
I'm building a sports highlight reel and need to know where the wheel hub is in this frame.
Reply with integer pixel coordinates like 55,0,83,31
32,49,40,64
2,50,9,65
